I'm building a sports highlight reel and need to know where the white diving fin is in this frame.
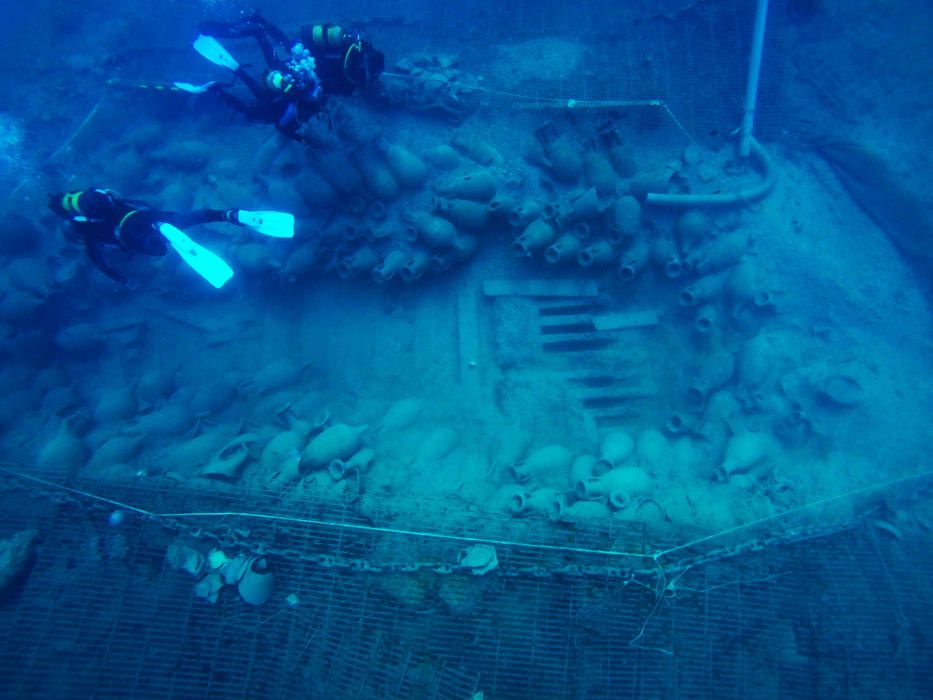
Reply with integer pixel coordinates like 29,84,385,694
236,210,295,238
158,223,234,289
173,81,218,94
193,34,240,71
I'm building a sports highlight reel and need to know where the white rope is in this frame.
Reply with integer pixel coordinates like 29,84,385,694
0,464,651,559
381,70,697,143
4,462,929,563
8,97,104,200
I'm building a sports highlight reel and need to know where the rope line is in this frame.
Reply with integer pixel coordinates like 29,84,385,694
3,463,931,564
380,70,695,141
653,468,933,559
0,465,650,559
105,70,697,143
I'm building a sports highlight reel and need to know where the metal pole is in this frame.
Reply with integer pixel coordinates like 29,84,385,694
738,0,770,158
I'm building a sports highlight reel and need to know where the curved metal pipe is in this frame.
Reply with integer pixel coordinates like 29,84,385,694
645,137,775,208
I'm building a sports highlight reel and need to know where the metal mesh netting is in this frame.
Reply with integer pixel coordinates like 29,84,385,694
291,0,791,142
1,469,932,699
465,2,788,144
106,0,789,146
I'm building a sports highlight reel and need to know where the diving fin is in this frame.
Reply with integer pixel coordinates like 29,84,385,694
193,34,240,71
236,210,295,238
158,223,234,289
173,81,218,94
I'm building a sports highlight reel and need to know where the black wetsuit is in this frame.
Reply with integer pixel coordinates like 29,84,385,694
199,15,322,141
198,14,384,139
297,23,384,96
49,189,232,284
211,71,319,142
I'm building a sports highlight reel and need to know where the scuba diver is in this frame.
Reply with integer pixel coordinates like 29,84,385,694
49,188,295,288
176,12,385,142
294,21,385,96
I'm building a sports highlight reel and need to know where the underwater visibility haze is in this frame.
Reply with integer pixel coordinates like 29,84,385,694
0,0,932,697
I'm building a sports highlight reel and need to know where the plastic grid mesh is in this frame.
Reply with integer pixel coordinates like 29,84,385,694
1,474,932,699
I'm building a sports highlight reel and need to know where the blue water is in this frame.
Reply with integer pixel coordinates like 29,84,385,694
1,1,932,697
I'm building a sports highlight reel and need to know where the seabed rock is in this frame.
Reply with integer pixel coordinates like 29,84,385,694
0,529,37,595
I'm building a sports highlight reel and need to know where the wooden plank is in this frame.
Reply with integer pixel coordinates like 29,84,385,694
557,370,639,384
591,309,659,331
582,412,600,445
578,385,658,400
538,301,596,315
457,283,482,404
540,331,617,346
586,406,642,419
539,314,594,329
482,279,599,298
